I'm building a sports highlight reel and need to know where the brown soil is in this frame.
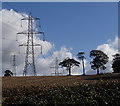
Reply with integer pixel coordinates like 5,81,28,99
2,73,120,89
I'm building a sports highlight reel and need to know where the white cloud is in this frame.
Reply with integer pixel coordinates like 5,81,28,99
86,36,118,75
1,9,76,76
36,47,74,76
97,37,118,73
1,9,118,76
97,36,118,60
0,9,53,75
118,37,120,52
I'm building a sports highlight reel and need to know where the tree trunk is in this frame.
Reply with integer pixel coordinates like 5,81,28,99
68,67,71,76
97,68,99,75
82,59,85,75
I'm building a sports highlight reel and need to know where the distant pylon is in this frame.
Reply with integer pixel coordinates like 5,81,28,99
12,54,17,76
51,57,62,76
17,13,43,76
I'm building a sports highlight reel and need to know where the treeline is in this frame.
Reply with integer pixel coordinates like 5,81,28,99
4,50,120,76
59,50,120,76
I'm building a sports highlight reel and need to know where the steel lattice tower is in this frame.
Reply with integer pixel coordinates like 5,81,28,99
17,13,43,76
12,54,17,76
51,57,62,76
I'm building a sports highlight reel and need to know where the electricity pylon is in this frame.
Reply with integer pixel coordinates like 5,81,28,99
17,13,43,76
51,57,62,76
12,54,17,76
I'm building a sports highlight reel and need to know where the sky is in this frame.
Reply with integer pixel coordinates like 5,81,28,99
0,2,119,76
2,2,118,57
1,0,120,2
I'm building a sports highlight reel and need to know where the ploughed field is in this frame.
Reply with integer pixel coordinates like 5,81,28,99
2,73,120,105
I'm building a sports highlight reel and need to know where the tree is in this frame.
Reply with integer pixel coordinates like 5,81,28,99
90,50,109,75
59,57,80,76
77,52,86,75
4,70,13,76
112,53,120,73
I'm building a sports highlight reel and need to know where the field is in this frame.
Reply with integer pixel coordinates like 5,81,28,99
2,73,120,105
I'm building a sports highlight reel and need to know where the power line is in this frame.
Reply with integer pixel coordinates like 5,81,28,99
11,54,17,76
17,13,44,76
50,57,62,76
2,2,58,76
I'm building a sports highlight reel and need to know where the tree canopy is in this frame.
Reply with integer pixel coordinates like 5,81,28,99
59,57,80,76
4,70,13,76
112,53,120,73
77,52,86,75
90,50,109,75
